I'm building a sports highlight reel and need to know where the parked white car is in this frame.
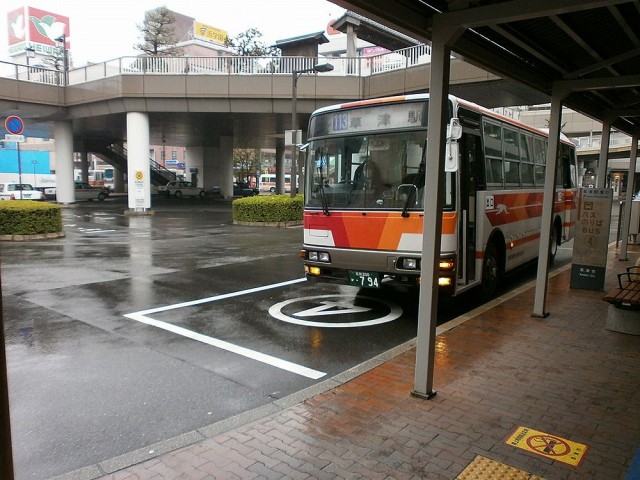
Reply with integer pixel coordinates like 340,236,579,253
74,182,109,201
41,183,109,201
0,182,45,200
158,181,206,198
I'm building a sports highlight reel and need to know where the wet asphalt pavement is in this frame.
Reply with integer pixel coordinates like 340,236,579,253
1,196,424,480
0,194,585,479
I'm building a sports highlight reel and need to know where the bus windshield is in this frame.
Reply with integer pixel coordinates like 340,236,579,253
305,130,439,210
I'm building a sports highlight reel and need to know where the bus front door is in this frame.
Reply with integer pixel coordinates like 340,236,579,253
458,131,481,287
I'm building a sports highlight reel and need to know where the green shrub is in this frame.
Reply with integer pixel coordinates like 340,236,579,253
232,194,303,223
0,201,63,235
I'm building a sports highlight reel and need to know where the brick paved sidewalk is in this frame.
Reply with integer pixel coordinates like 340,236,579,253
82,246,640,480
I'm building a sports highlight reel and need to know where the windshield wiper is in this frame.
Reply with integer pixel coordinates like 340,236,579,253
401,184,418,218
317,149,330,216
319,182,330,216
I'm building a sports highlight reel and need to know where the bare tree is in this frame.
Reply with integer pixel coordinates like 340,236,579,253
135,6,183,56
234,149,261,183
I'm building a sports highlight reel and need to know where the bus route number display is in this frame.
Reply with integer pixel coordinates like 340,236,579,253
333,113,348,132
315,101,428,137
349,270,381,288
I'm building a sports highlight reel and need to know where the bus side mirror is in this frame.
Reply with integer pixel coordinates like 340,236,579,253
447,118,462,140
445,118,461,172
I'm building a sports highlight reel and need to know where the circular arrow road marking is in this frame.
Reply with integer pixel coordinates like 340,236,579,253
269,294,402,328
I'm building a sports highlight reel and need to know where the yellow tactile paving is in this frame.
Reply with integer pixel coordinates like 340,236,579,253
456,455,546,480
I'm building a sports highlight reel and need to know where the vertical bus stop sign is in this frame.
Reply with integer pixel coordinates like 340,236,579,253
570,187,613,291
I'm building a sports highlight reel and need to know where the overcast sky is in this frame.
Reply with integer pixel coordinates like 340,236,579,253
1,1,346,65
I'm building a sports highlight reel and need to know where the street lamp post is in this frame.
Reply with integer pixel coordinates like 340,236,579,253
25,47,35,81
55,34,68,86
32,159,38,187
290,62,334,198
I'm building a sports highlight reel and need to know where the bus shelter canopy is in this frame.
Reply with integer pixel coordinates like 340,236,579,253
331,0,640,136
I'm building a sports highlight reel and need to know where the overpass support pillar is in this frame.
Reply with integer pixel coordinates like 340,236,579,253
79,152,89,184
54,120,75,204
185,147,204,187
114,168,125,193
208,137,233,197
126,112,151,213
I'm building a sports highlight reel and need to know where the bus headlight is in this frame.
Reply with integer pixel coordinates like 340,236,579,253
307,251,331,263
439,277,452,287
403,258,418,269
399,257,420,269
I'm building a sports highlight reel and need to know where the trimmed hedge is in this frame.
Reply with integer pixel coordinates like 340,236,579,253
0,200,63,235
232,194,303,224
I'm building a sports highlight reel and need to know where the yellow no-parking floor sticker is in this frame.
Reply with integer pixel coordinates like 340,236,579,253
506,426,589,466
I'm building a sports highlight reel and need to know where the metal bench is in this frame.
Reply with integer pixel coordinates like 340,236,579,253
603,266,640,334
603,266,640,310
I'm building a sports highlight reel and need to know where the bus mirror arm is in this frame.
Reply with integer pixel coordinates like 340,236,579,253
445,141,459,172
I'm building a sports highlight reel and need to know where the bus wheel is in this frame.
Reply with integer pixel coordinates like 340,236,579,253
480,242,501,300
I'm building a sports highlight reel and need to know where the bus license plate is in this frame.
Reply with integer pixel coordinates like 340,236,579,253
348,270,380,289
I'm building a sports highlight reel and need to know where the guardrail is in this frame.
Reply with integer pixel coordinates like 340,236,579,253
0,44,432,86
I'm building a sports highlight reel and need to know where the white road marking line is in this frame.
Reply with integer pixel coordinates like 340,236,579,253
130,278,306,316
125,312,325,379
124,278,326,379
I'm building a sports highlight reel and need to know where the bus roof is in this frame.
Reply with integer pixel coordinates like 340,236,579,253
311,94,575,146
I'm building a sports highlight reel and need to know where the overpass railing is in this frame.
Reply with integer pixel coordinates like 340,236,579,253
0,44,432,86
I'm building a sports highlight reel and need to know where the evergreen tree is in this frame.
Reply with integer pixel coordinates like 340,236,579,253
135,6,183,56
226,28,279,56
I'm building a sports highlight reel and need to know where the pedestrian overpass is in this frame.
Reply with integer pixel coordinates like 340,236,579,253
0,45,551,203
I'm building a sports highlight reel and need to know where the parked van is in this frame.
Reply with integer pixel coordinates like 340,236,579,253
0,182,45,200
259,174,294,193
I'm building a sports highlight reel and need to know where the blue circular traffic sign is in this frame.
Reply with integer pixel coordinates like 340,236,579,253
5,116,24,135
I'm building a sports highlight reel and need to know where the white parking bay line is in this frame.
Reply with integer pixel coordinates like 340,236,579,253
130,278,307,317
124,278,326,379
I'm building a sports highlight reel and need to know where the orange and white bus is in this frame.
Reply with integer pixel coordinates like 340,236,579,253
300,94,577,298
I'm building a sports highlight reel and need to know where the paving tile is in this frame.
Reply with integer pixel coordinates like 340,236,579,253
96,248,640,480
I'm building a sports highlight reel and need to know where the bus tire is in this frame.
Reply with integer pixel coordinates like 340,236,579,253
480,241,502,300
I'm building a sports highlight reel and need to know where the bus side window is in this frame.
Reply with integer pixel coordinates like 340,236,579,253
532,136,546,186
483,121,504,188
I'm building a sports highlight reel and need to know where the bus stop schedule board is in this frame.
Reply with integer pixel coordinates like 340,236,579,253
570,188,613,291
